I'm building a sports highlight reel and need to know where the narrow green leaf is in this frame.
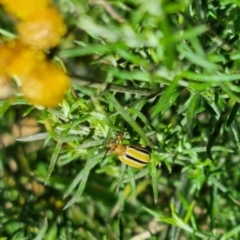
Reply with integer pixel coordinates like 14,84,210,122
44,141,62,185
105,91,152,146
206,99,235,160
184,201,195,224
127,167,136,195
144,207,167,219
227,102,239,127
230,124,240,151
177,44,218,71
222,225,240,239
59,44,110,58
127,107,152,129
182,71,240,82
45,224,57,240
87,231,99,240
208,176,228,193
186,92,200,136
116,163,126,193
33,218,48,240
122,168,148,184
16,133,48,142
202,97,217,116
151,79,180,117
178,192,198,230
148,161,158,204
63,153,103,209
108,68,151,82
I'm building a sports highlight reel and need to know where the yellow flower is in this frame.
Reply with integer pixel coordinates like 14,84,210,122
0,0,50,20
0,41,16,75
17,5,67,50
20,61,70,108
0,40,70,107
0,40,46,77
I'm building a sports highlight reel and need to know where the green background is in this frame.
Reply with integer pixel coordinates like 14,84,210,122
1,0,240,239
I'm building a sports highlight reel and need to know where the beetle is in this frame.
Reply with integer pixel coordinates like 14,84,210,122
108,134,151,168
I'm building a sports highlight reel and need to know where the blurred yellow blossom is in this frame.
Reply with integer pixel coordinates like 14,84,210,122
0,43,13,76
17,5,67,50
0,0,69,107
0,0,50,20
20,61,70,108
0,40,45,77
0,40,70,107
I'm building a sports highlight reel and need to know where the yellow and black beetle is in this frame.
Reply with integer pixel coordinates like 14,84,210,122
108,134,151,168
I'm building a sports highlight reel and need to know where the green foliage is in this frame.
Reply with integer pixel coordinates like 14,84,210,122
1,0,240,239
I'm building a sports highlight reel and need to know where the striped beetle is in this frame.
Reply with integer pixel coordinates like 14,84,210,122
108,134,151,168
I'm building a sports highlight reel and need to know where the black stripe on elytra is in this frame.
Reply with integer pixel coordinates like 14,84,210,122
125,153,148,165
129,146,150,155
